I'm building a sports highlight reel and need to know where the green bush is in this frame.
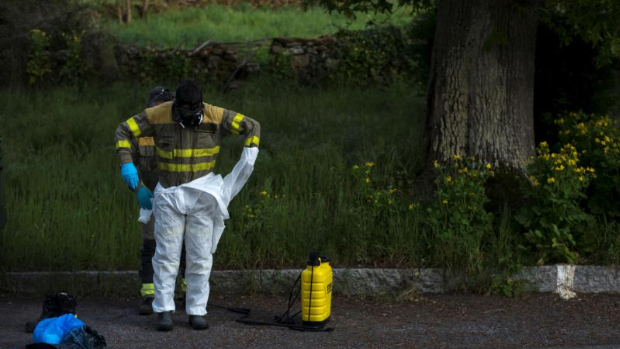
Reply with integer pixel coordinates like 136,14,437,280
333,26,416,85
516,142,594,264
60,31,88,86
425,156,494,274
26,29,52,85
554,111,620,217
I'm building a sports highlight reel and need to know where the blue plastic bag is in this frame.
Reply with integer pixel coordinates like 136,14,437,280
33,314,85,345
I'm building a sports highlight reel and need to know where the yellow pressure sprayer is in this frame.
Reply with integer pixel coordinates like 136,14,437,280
236,252,334,332
301,253,333,328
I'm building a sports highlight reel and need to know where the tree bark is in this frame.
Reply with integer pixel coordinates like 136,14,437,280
141,0,150,18
117,0,124,23
125,0,132,23
426,0,538,171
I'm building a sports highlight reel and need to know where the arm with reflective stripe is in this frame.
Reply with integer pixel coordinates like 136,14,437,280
221,109,261,148
115,110,154,164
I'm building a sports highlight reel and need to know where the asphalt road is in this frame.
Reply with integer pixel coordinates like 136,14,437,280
2,293,620,349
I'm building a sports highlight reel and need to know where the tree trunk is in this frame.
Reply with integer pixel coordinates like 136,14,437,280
117,0,124,23
141,0,150,18
125,0,132,23
426,0,538,171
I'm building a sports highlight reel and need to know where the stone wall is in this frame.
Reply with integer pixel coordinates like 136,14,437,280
269,36,340,85
114,28,421,88
114,42,260,89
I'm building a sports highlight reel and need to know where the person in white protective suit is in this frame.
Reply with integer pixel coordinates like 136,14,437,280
115,80,260,331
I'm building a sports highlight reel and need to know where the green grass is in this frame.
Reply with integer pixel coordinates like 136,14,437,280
104,4,415,48
3,81,620,279
0,80,426,271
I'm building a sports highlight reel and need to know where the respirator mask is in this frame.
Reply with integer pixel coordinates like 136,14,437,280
173,102,204,128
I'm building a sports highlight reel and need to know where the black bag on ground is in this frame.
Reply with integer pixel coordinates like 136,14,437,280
25,292,78,333
59,326,106,349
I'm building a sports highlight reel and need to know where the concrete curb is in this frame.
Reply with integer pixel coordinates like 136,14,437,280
1,265,619,297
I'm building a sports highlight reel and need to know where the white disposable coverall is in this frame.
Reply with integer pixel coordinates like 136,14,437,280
151,147,258,315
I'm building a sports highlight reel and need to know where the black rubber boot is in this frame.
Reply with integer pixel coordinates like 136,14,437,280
157,311,173,331
139,297,154,315
188,315,208,330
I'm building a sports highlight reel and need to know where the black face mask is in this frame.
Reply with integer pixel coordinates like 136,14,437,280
174,103,204,128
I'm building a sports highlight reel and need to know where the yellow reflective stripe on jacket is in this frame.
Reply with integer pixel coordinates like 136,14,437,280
244,136,260,147
158,161,216,172
156,146,221,159
116,140,132,149
126,117,142,138
137,137,155,146
231,113,244,131
230,113,244,135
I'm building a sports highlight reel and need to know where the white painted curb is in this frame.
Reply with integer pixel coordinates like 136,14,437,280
1,265,619,297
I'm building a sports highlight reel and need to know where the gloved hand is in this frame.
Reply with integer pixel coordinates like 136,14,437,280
121,163,139,190
136,187,154,210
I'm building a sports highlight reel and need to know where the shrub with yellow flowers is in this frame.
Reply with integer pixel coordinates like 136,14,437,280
516,141,594,264
425,155,494,272
554,111,620,217
240,189,284,235
351,161,404,214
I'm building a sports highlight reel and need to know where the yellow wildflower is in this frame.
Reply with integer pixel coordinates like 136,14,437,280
453,154,461,160
365,162,374,168
578,176,584,182
434,160,439,168
442,199,448,205
486,163,491,169
365,177,371,184
548,177,556,184
352,165,359,170
446,176,452,182
409,203,414,210
260,191,267,196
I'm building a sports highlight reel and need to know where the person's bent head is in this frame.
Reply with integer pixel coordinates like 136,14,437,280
173,80,204,127
146,86,174,108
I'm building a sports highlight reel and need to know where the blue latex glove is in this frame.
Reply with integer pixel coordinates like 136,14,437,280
121,163,139,190
137,186,154,210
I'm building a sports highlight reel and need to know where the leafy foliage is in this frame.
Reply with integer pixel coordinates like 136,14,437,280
308,0,620,68
60,31,88,86
516,142,594,264
425,156,494,274
332,25,418,85
554,112,620,217
26,29,52,84
540,1,620,66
